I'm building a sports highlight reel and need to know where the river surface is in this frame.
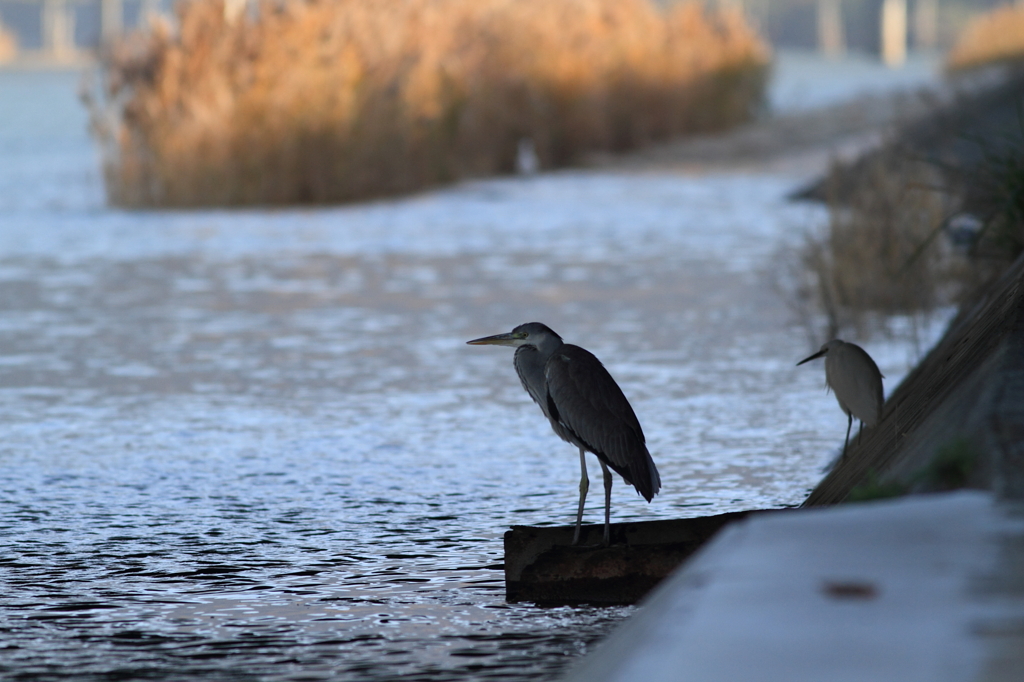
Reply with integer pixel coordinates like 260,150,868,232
0,61,944,681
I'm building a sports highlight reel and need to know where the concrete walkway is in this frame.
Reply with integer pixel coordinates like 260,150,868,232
561,492,1024,682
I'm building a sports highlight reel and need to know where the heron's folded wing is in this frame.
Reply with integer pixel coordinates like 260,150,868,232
842,344,885,427
545,345,659,499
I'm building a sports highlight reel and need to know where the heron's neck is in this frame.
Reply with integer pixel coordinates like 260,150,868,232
514,338,560,406
529,334,563,360
514,342,558,375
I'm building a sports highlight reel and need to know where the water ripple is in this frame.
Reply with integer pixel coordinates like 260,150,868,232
0,69,946,682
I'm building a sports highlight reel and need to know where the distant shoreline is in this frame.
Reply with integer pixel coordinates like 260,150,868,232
0,53,95,70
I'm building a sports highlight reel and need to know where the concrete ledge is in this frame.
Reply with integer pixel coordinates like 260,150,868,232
560,492,1024,682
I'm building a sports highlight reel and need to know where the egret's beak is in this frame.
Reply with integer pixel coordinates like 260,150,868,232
797,349,828,366
467,332,518,346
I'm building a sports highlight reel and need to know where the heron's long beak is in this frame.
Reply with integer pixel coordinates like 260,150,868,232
467,332,517,346
796,349,827,366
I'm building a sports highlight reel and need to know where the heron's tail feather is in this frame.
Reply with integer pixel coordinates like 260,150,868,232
645,455,662,501
609,447,660,502
636,450,661,502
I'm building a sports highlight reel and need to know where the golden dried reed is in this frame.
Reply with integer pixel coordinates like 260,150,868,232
791,154,956,340
0,19,17,63
89,0,769,207
946,3,1024,73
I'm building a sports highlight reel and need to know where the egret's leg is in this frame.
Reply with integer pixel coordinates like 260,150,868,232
599,460,612,546
843,413,853,458
572,447,589,545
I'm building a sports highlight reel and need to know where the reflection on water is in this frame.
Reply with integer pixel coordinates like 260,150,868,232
0,69,938,680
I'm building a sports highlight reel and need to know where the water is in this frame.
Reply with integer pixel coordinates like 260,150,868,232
768,49,942,113
0,64,945,681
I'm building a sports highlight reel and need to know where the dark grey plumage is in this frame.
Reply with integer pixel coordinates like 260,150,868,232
468,322,661,544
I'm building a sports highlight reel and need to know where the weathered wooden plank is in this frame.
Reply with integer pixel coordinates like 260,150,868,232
504,511,763,605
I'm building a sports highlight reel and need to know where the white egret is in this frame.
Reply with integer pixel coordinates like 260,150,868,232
798,339,884,458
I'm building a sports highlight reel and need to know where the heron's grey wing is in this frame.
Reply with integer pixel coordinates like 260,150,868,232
514,343,580,446
840,344,885,427
544,345,660,501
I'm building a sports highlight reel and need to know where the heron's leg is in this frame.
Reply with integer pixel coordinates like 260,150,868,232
843,413,853,459
572,447,589,546
599,460,612,546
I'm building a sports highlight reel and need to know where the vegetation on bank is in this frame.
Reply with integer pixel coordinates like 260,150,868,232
85,0,770,208
786,154,955,341
783,93,1024,344
790,153,950,339
947,3,1024,73
778,3,1024,345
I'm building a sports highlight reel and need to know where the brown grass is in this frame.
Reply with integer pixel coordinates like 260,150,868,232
85,0,770,207
784,154,959,341
946,3,1024,73
0,19,17,63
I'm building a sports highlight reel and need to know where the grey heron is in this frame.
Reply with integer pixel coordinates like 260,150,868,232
468,322,661,546
798,339,884,458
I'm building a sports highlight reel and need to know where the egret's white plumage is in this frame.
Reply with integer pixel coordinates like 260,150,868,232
798,339,884,457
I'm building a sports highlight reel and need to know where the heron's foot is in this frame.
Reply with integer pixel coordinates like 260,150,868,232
569,529,610,548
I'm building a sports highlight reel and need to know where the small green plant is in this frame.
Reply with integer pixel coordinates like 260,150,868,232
846,472,909,503
844,437,979,503
918,437,977,492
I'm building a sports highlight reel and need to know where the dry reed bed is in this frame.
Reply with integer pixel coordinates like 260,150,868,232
791,155,955,341
777,7,1024,343
786,138,1023,343
947,3,1024,73
88,0,769,207
0,21,16,63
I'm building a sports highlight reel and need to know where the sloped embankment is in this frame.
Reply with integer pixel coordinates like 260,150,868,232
804,247,1024,505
